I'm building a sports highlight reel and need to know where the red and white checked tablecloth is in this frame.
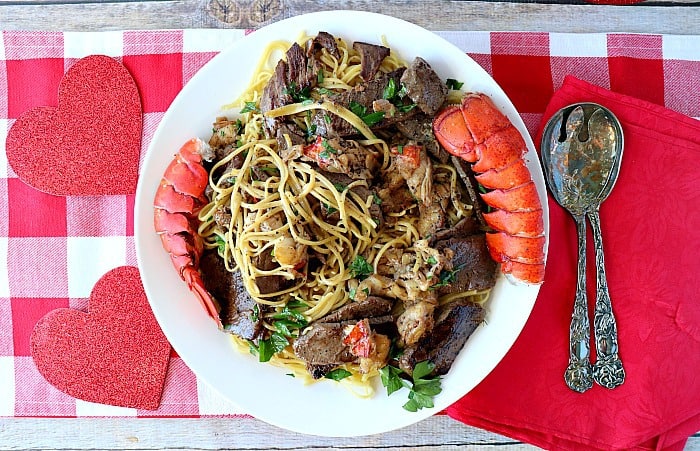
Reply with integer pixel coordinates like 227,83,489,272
1,29,699,419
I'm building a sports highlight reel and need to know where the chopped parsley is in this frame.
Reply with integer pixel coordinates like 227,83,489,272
380,360,442,412
349,255,373,280
318,139,338,160
382,78,398,100
430,264,465,289
446,78,464,90
348,100,385,127
283,82,312,102
324,368,352,381
240,101,260,114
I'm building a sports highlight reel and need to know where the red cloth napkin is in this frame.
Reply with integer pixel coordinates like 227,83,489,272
447,75,700,450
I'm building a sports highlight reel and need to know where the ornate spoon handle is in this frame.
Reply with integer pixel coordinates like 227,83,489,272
564,214,593,393
588,208,625,389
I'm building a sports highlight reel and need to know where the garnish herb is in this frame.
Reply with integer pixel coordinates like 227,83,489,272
426,255,438,265
372,192,383,205
349,255,373,280
287,298,309,309
383,78,397,100
324,368,352,381
446,78,464,90
251,304,259,322
379,360,442,412
348,100,385,127
430,264,464,289
283,82,312,102
319,139,338,160
333,182,347,192
317,69,324,84
214,235,226,254
323,202,339,215
240,101,260,114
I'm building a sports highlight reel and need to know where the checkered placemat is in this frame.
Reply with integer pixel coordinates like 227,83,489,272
1,29,698,418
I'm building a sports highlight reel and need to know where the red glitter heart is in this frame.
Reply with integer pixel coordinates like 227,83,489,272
6,55,142,196
30,266,171,410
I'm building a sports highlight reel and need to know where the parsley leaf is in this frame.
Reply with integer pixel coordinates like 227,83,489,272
257,332,289,362
348,100,385,127
380,365,408,396
430,264,464,289
349,255,373,280
325,368,352,381
380,360,442,412
240,101,260,114
383,78,397,100
283,82,311,102
446,78,464,90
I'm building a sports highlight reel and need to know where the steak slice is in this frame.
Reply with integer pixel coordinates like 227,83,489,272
308,31,340,59
320,296,394,323
400,57,448,117
398,302,485,376
352,41,390,81
395,113,450,163
199,250,264,340
292,323,355,366
435,234,498,295
317,170,384,228
260,42,322,137
312,69,412,138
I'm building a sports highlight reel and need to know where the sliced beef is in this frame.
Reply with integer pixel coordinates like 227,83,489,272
252,247,293,295
398,302,485,376
352,41,390,81
432,216,481,242
307,31,340,59
276,122,307,151
199,250,263,340
395,113,450,163
260,42,321,137
434,234,498,294
400,57,448,117
320,296,394,323
312,69,413,138
292,322,355,366
318,170,383,227
451,156,488,227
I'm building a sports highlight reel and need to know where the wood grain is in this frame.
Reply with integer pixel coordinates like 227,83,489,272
0,416,537,450
0,0,698,34
0,1,699,449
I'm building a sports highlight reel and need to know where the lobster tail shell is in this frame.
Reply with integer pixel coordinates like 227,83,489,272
154,138,221,326
433,93,546,285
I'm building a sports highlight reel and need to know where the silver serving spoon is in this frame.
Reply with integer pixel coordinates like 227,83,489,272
541,103,625,392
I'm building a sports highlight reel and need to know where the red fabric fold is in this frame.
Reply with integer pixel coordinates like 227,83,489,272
446,76,700,450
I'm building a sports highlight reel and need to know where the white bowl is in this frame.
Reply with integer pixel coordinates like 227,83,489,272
134,10,548,437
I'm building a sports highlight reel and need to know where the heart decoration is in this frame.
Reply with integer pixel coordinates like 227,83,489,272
6,55,142,196
30,266,171,410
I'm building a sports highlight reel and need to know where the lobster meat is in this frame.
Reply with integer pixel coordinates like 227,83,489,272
432,93,545,285
153,138,222,325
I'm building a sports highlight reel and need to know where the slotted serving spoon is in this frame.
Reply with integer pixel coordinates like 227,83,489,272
540,103,626,392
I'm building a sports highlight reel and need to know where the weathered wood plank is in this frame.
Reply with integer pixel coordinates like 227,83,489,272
0,416,536,450
0,417,698,449
0,0,699,34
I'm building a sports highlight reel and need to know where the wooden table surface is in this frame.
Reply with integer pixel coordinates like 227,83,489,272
1,1,699,450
